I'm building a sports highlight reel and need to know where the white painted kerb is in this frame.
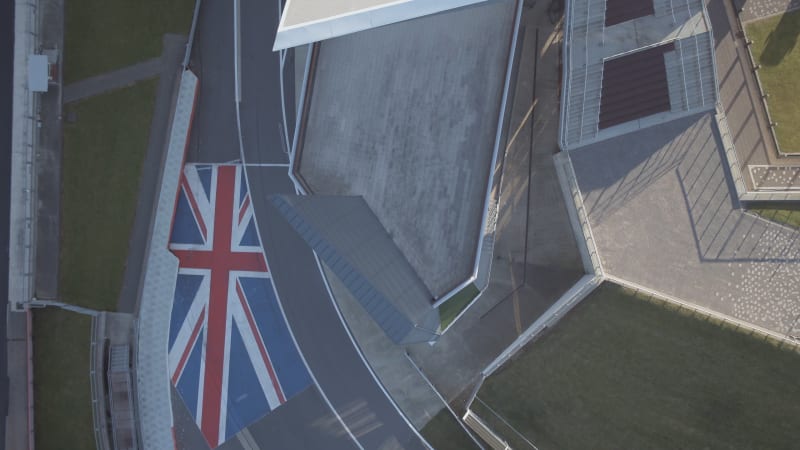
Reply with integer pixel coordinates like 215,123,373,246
136,70,198,450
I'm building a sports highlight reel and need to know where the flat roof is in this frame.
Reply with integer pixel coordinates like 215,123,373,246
296,0,516,297
274,0,488,49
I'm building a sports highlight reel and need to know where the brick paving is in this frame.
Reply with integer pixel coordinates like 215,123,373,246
738,0,800,22
707,0,800,191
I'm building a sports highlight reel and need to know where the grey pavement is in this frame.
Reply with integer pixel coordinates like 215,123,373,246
571,112,800,338
117,34,186,313
184,0,239,164
0,0,13,446
174,385,360,450
34,0,64,301
707,0,800,190
297,0,516,298
63,55,162,103
738,0,800,22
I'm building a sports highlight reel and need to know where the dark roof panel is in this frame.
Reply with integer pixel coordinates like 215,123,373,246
606,0,655,26
599,43,674,129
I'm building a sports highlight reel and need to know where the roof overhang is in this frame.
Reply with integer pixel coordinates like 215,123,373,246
273,0,488,50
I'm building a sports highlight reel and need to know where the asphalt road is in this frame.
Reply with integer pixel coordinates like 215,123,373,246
0,0,14,445
175,0,425,448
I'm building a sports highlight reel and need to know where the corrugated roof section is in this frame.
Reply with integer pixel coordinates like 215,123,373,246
270,195,440,344
599,43,674,129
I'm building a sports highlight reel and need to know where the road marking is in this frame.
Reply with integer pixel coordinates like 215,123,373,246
232,4,362,445
235,427,261,450
311,252,433,449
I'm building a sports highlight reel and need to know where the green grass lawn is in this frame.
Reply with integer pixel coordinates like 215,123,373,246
746,10,800,152
421,409,481,450
33,309,94,450
438,283,480,330
474,282,800,450
60,79,158,310
751,206,800,229
65,0,195,83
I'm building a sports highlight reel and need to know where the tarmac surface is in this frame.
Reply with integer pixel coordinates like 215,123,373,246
0,0,14,444
172,0,426,447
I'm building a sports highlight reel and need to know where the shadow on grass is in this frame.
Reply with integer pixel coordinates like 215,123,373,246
759,9,800,66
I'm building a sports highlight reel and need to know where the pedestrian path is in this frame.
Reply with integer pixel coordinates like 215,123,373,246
739,0,800,22
63,34,184,103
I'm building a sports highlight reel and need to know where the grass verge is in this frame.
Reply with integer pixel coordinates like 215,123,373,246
475,282,800,450
33,309,94,450
421,409,481,450
746,10,800,152
750,206,800,229
65,0,195,83
60,79,158,310
438,283,480,330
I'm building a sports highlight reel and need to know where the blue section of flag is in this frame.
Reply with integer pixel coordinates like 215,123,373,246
224,322,270,441
177,329,204,417
171,190,204,245
168,164,313,448
170,274,204,348
240,220,259,247
240,277,312,397
197,165,212,199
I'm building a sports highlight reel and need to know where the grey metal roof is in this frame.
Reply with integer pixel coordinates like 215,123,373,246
271,195,440,344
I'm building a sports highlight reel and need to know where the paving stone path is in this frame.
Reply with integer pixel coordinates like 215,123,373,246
738,0,800,22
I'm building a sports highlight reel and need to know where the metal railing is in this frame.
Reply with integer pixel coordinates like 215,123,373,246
89,315,109,449
432,0,524,310
733,2,796,156
559,0,575,150
11,0,41,313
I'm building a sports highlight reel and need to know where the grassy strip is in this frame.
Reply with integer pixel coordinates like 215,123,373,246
421,408,481,450
60,80,158,310
746,10,800,152
750,206,800,229
64,0,195,83
476,282,800,450
33,309,94,450
438,283,480,330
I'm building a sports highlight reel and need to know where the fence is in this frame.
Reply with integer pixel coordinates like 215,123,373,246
89,315,111,450
605,274,800,346
10,0,40,313
732,0,798,157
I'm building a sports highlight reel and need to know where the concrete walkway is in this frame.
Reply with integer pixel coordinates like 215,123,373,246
738,0,800,22
707,0,800,191
62,34,186,104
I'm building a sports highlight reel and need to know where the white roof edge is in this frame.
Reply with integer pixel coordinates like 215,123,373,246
273,0,489,50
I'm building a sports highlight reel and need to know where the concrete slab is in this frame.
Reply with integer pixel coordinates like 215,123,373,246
571,112,800,337
409,4,584,406
298,0,516,297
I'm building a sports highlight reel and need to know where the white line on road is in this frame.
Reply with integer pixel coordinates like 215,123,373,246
232,2,363,447
311,252,433,450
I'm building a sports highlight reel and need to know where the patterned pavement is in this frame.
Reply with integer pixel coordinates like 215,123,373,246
738,0,800,22
571,113,800,339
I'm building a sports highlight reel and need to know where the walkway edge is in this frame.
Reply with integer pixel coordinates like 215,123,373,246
134,69,198,450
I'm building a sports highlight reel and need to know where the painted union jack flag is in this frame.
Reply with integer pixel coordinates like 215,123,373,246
168,164,311,448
